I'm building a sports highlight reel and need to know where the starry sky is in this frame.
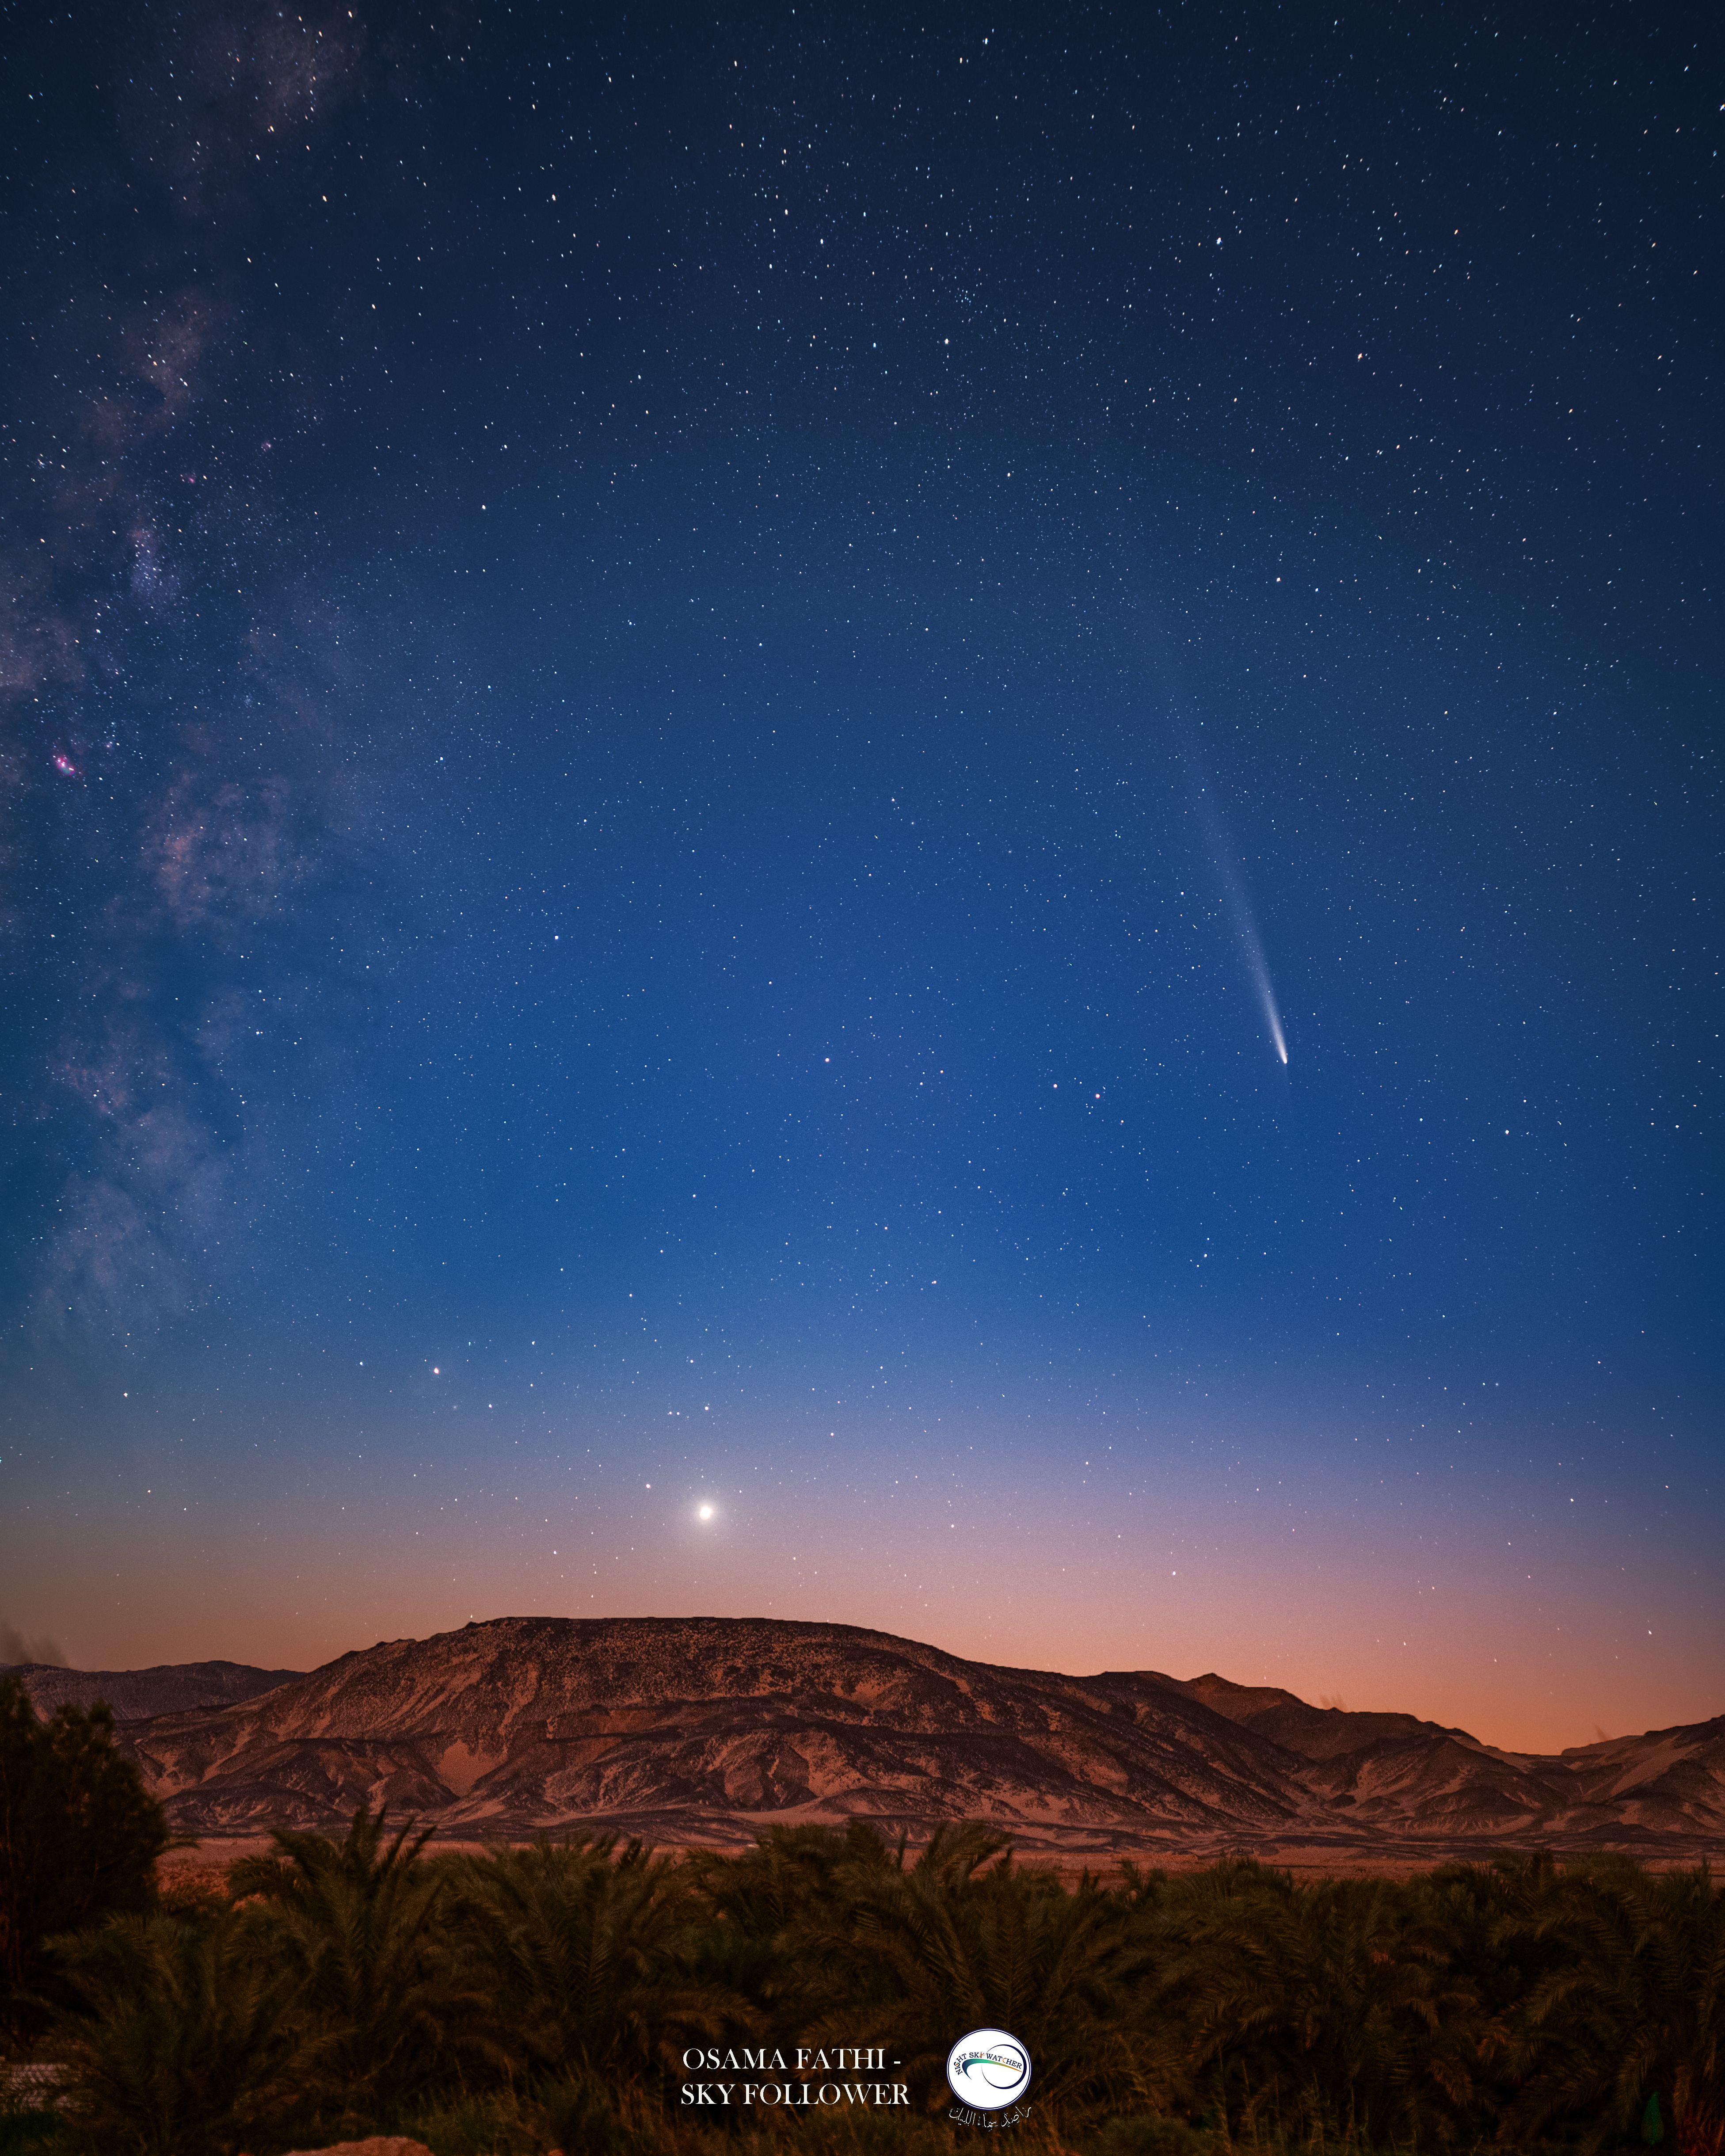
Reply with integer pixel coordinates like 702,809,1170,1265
1,0,1718,1752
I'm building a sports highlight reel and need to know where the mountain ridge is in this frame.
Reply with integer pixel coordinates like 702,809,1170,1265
96,1617,1724,1859
3,1659,305,1722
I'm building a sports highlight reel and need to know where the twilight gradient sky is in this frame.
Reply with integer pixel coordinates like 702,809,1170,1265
1,0,1718,1753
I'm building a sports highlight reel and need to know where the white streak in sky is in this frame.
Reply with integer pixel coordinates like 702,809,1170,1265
1179,724,1289,1065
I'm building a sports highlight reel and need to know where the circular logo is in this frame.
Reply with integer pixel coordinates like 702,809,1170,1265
945,2027,1032,2110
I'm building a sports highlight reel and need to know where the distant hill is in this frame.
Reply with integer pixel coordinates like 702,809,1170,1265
1171,1669,1493,1760
105,1617,1725,1858
4,1660,303,1722
1170,1668,1725,1844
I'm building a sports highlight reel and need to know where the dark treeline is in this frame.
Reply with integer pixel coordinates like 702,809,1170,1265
1,1680,1721,2156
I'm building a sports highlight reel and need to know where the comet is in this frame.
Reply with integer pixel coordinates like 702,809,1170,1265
1174,712,1289,1067
1216,840,1289,1065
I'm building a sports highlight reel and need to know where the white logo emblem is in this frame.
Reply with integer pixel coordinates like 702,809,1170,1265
946,2027,1032,2110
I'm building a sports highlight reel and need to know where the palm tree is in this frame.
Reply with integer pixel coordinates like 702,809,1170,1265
1497,1857,1725,2156
449,1836,746,2096
230,1806,497,2139
784,1821,1143,2133
684,1821,865,2048
49,1908,300,2156
1139,1860,1486,2148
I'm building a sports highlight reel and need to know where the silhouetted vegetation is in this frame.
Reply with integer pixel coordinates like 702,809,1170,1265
0,1676,171,2044
4,1805,1721,2156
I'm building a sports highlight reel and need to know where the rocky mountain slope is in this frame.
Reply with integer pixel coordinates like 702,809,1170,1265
1173,1668,1725,1847
104,1617,1724,1858
4,1658,303,1721
119,1617,1318,1847
1172,1672,1485,1759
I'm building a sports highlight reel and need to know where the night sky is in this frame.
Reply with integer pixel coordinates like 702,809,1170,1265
2,1,1718,1752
